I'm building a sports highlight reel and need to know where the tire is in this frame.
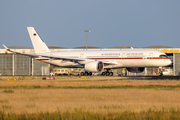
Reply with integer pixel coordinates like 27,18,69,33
89,72,92,76
101,72,106,76
109,72,113,76
106,72,110,76
85,72,88,76
159,72,163,76
81,72,84,76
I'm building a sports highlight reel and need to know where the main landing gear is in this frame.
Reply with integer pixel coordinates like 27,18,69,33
80,72,92,76
101,69,113,76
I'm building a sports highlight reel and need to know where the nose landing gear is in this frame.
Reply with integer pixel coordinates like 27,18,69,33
159,67,163,76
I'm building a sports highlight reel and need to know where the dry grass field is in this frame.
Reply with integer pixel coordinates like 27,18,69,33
0,76,180,119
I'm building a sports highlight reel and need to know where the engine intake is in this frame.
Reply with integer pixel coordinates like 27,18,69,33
126,67,145,73
84,61,104,73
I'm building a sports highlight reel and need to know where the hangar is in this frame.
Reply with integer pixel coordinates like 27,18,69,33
0,45,178,76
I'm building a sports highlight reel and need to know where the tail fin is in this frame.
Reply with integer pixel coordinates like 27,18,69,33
27,27,51,53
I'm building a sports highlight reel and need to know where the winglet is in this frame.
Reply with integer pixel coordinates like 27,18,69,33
2,44,11,52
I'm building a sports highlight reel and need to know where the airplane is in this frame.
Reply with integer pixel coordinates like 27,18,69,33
2,27,172,76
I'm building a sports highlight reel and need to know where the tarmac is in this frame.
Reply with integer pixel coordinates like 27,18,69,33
126,76,180,80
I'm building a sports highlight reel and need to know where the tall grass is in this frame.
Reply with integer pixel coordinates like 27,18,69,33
1,76,180,119
0,108,180,120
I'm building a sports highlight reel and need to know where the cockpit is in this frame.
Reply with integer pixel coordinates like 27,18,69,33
159,54,169,58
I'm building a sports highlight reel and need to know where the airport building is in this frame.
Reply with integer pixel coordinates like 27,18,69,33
0,45,179,76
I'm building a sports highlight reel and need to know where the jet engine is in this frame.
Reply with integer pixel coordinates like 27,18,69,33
84,61,104,73
126,67,145,73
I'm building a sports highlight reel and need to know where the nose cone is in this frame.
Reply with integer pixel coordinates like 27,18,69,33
166,59,172,66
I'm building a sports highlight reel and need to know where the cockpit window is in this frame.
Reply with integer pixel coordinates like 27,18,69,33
159,55,168,58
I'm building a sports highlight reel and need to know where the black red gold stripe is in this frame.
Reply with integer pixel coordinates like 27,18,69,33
37,57,169,61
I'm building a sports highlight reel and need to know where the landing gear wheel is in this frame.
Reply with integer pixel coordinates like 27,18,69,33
109,72,113,76
81,72,84,76
101,72,106,76
85,72,88,76
106,72,110,76
159,72,163,76
89,72,92,76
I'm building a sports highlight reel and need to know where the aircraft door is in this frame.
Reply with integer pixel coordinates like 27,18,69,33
122,53,125,60
80,53,84,58
149,53,153,60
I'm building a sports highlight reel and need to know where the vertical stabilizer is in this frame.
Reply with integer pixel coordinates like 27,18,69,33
27,27,51,53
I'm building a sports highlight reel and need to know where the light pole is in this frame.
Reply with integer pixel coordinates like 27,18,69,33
83,30,91,50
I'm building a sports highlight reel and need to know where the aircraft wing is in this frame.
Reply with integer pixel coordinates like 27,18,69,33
101,60,118,65
2,44,117,65
20,53,117,65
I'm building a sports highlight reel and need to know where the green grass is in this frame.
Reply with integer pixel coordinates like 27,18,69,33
1,105,12,110
0,100,8,103
1,85,180,89
0,108,180,120
3,89,14,93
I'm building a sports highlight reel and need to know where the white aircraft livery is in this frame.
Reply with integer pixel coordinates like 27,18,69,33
3,27,172,76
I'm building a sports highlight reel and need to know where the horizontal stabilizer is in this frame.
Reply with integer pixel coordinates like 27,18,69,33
2,44,12,52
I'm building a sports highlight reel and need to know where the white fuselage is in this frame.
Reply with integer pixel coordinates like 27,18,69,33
37,49,172,69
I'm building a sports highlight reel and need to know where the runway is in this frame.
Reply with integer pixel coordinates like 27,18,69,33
126,76,180,80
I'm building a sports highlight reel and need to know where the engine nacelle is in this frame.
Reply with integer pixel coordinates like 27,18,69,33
126,67,145,73
84,61,104,73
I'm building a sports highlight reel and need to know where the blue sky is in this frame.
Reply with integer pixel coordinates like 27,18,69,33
1,0,180,48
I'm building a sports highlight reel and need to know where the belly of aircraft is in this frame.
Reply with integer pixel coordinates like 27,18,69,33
117,59,170,67
38,58,170,69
